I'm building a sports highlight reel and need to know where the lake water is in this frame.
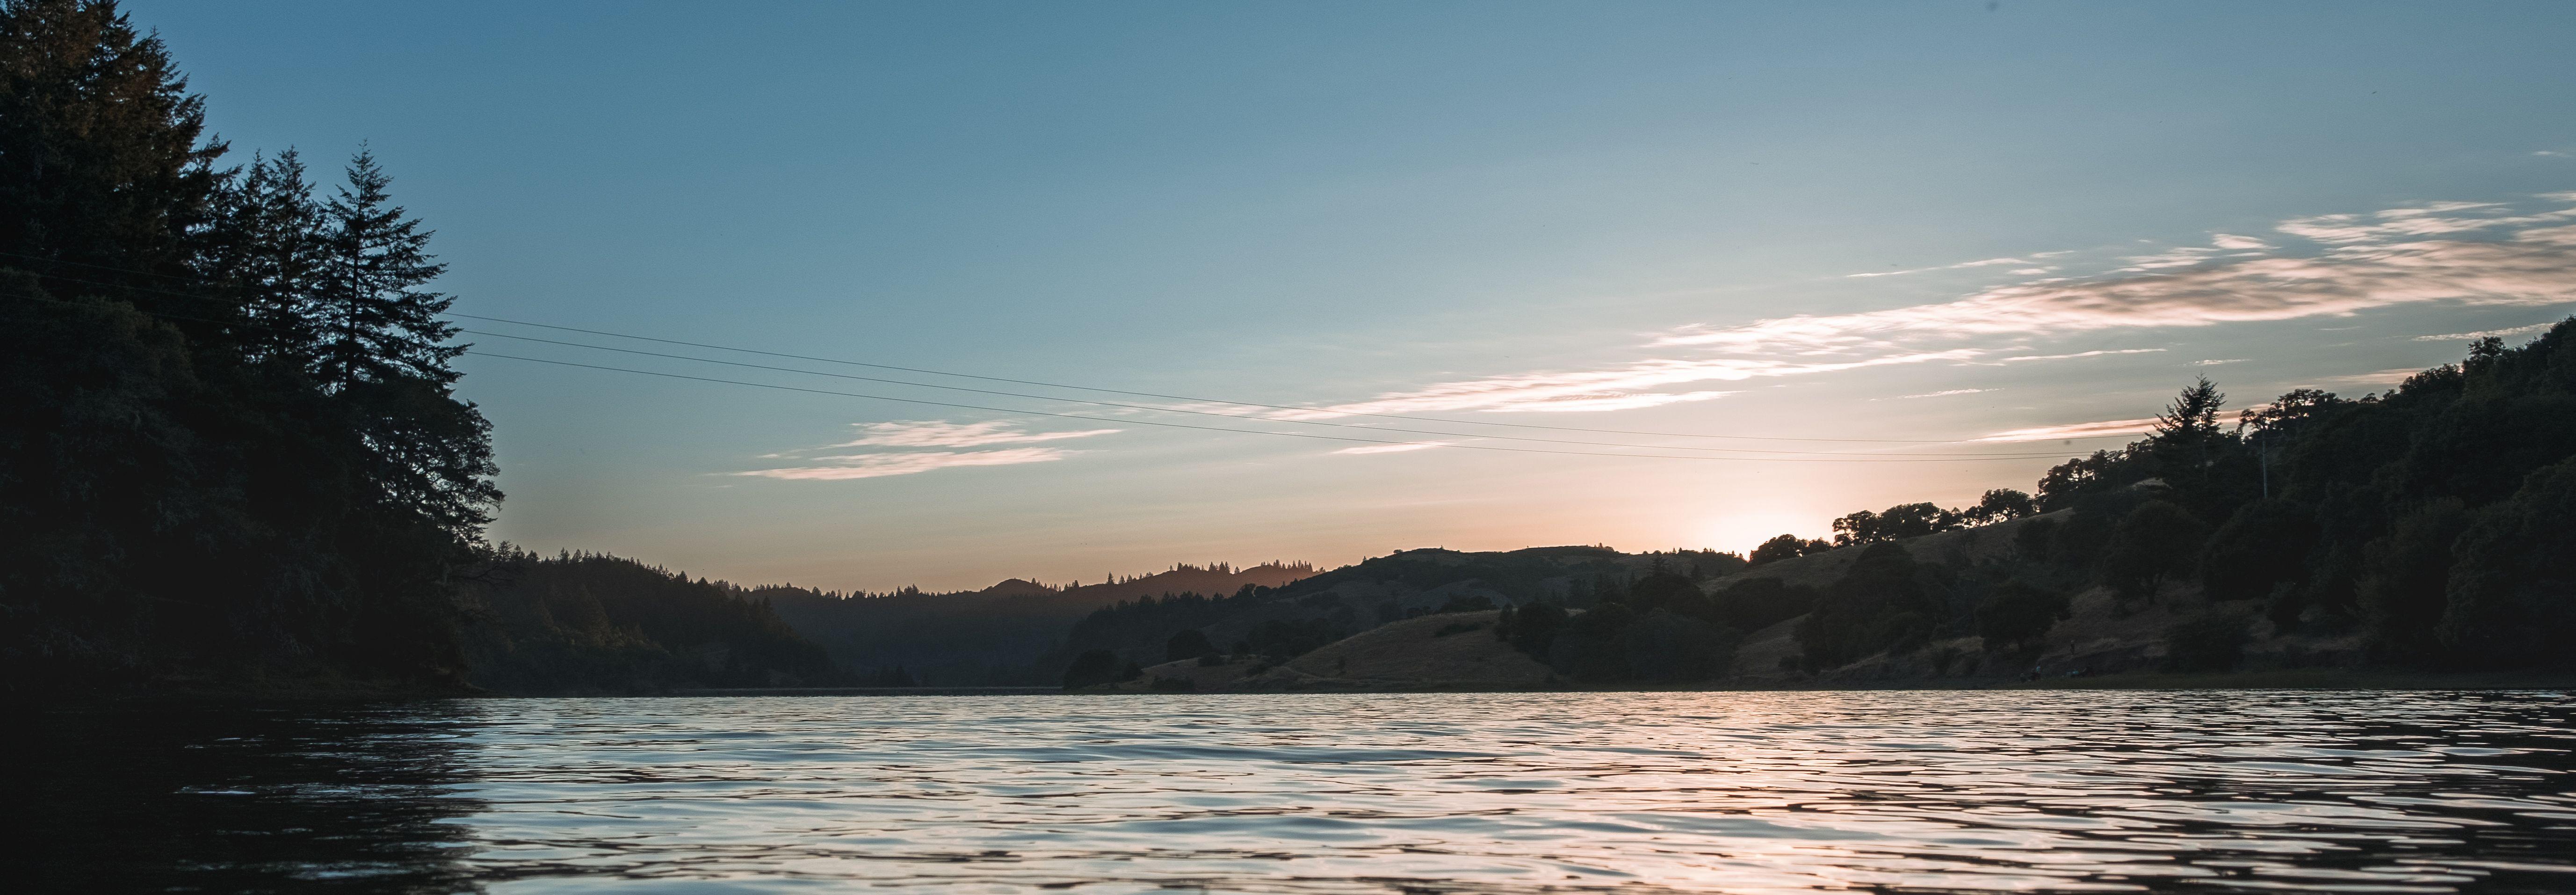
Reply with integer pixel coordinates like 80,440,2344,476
24,691,2576,893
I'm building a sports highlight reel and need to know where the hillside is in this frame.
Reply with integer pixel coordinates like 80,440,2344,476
1095,611,1554,692
1044,546,1740,676
463,552,845,694
765,561,1320,684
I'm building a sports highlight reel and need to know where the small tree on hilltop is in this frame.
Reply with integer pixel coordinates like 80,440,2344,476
1962,488,2037,525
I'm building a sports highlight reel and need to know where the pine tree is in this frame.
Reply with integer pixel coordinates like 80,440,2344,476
0,0,224,304
318,147,460,390
201,148,327,363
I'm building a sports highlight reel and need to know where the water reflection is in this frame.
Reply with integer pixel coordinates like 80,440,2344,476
24,690,2576,893
22,701,486,893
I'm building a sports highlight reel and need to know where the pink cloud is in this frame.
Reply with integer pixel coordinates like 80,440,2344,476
1280,351,1971,418
1661,219,2576,355
1977,418,2161,443
830,420,1120,449
741,447,1074,480
1314,194,2576,420
1331,442,1447,455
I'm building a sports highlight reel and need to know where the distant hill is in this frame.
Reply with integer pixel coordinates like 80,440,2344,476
764,561,1321,684
1099,610,1554,693
462,551,845,694
1042,546,1743,686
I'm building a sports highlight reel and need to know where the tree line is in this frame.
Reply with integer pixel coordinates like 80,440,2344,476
3,0,499,691
1777,328,2576,675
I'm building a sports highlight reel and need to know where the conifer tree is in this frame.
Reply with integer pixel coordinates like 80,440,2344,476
0,0,223,304
201,148,327,363
318,147,461,389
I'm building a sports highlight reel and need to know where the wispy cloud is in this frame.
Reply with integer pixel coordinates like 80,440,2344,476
1319,193,2576,418
1332,442,1447,455
2317,368,2423,387
2412,321,2556,342
745,420,1113,481
1278,352,1967,418
1847,256,2033,278
831,419,1120,449
1998,348,2166,363
1896,388,1994,399
2192,358,2247,366
2272,200,2560,244
741,447,1074,480
1659,201,2576,356
1977,418,2161,443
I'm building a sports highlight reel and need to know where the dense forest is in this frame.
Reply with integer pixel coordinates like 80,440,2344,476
1,0,503,692
1738,327,2576,678
462,551,843,694
0,0,836,696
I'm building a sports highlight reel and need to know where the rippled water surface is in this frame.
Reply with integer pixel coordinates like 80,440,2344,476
27,691,2576,893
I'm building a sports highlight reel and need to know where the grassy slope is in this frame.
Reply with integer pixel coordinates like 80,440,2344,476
1713,511,2374,684
1102,610,1553,692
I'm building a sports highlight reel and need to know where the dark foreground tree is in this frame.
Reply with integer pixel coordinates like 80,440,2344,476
0,0,500,692
1796,543,1935,669
1976,582,2068,656
2100,500,2211,605
1165,628,1216,663
1061,649,1121,690
2439,458,2576,668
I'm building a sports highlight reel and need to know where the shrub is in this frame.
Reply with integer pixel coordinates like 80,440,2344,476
2048,509,2117,569
2014,517,2059,562
2200,499,2318,603
1795,542,1934,669
2100,500,2211,604
2439,458,2576,669
1975,582,2069,654
1434,595,1496,614
2164,612,2250,673
1165,628,1218,663
1061,649,1121,690
1711,577,1818,633
1503,603,1567,657
2356,499,2470,662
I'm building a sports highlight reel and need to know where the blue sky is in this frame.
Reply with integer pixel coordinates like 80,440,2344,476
132,1,2576,590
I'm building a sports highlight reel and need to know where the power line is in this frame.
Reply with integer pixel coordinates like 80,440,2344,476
0,249,2123,446
0,288,2078,464
453,310,1980,444
456,327,2075,459
465,350,2072,464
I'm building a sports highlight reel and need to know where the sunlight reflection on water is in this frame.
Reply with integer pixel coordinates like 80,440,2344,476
29,690,2576,893
446,691,2576,893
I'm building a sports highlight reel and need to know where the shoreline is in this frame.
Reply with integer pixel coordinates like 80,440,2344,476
26,669,2571,704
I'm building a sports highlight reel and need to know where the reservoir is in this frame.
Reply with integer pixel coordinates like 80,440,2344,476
27,690,2576,893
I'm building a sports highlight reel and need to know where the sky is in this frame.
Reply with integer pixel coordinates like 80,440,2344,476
129,1,2576,592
